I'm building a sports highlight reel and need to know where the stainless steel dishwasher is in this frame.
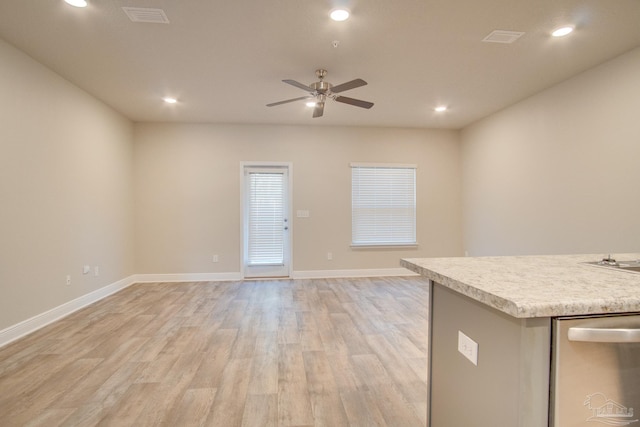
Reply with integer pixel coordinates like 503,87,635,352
550,314,640,426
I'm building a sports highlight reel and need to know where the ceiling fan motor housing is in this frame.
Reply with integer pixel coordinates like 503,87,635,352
310,80,332,94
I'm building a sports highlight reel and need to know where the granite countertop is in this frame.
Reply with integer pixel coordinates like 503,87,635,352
401,253,640,318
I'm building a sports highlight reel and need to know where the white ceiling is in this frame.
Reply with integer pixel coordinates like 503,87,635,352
1,0,639,129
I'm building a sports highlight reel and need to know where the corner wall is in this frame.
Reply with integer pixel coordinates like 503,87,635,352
0,38,135,332
460,47,640,256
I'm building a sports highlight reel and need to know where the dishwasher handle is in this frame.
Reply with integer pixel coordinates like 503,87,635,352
568,327,640,343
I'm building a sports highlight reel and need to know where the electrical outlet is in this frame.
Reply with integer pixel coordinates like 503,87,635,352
212,254,219,263
327,252,333,260
458,331,479,366
83,265,90,275
94,266,100,276
66,275,71,286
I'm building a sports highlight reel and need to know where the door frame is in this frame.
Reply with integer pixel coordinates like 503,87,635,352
240,161,293,279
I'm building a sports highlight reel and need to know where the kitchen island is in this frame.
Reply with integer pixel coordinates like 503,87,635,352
401,253,640,427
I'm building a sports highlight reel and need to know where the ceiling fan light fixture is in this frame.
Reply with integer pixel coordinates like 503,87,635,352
435,106,448,112
552,26,574,37
64,0,87,7
163,97,178,104
266,69,373,118
330,8,350,22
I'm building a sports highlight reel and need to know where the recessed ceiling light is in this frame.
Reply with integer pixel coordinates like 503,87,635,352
64,0,87,7
434,106,447,112
552,26,574,37
163,97,177,104
330,8,350,22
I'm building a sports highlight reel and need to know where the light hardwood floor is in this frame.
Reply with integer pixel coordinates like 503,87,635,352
0,277,430,426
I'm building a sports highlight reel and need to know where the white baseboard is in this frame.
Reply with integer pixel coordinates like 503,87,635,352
0,275,136,349
134,268,417,282
292,267,418,279
132,272,243,283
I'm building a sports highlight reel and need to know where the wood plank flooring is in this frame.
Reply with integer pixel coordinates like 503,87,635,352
0,277,430,426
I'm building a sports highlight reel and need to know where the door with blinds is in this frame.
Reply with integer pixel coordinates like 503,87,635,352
242,164,291,278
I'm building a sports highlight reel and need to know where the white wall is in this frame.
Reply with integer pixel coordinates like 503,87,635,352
461,47,640,256
133,123,463,275
0,39,134,331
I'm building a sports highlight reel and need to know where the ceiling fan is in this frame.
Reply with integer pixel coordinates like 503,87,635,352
267,69,374,118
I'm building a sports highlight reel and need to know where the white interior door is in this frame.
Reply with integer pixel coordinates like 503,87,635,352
242,164,291,278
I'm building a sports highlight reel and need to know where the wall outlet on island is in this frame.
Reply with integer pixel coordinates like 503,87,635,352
458,330,478,366
212,254,219,263
327,252,333,260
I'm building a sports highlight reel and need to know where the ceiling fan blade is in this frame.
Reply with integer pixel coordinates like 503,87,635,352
312,102,325,118
334,95,374,109
266,96,313,107
283,79,314,92
331,78,367,93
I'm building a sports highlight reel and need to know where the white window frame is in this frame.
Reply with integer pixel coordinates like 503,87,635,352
350,162,418,248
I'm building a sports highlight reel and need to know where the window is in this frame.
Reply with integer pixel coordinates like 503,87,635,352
351,163,417,246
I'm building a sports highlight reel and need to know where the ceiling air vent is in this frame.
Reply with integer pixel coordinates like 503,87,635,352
482,30,524,44
122,7,170,24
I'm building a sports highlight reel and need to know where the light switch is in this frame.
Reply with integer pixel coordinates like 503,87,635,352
296,210,310,218
458,331,479,366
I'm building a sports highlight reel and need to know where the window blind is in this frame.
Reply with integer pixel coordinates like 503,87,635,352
247,172,285,265
351,164,416,246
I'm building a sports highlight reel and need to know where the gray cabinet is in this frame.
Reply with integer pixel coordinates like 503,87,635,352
429,282,550,427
